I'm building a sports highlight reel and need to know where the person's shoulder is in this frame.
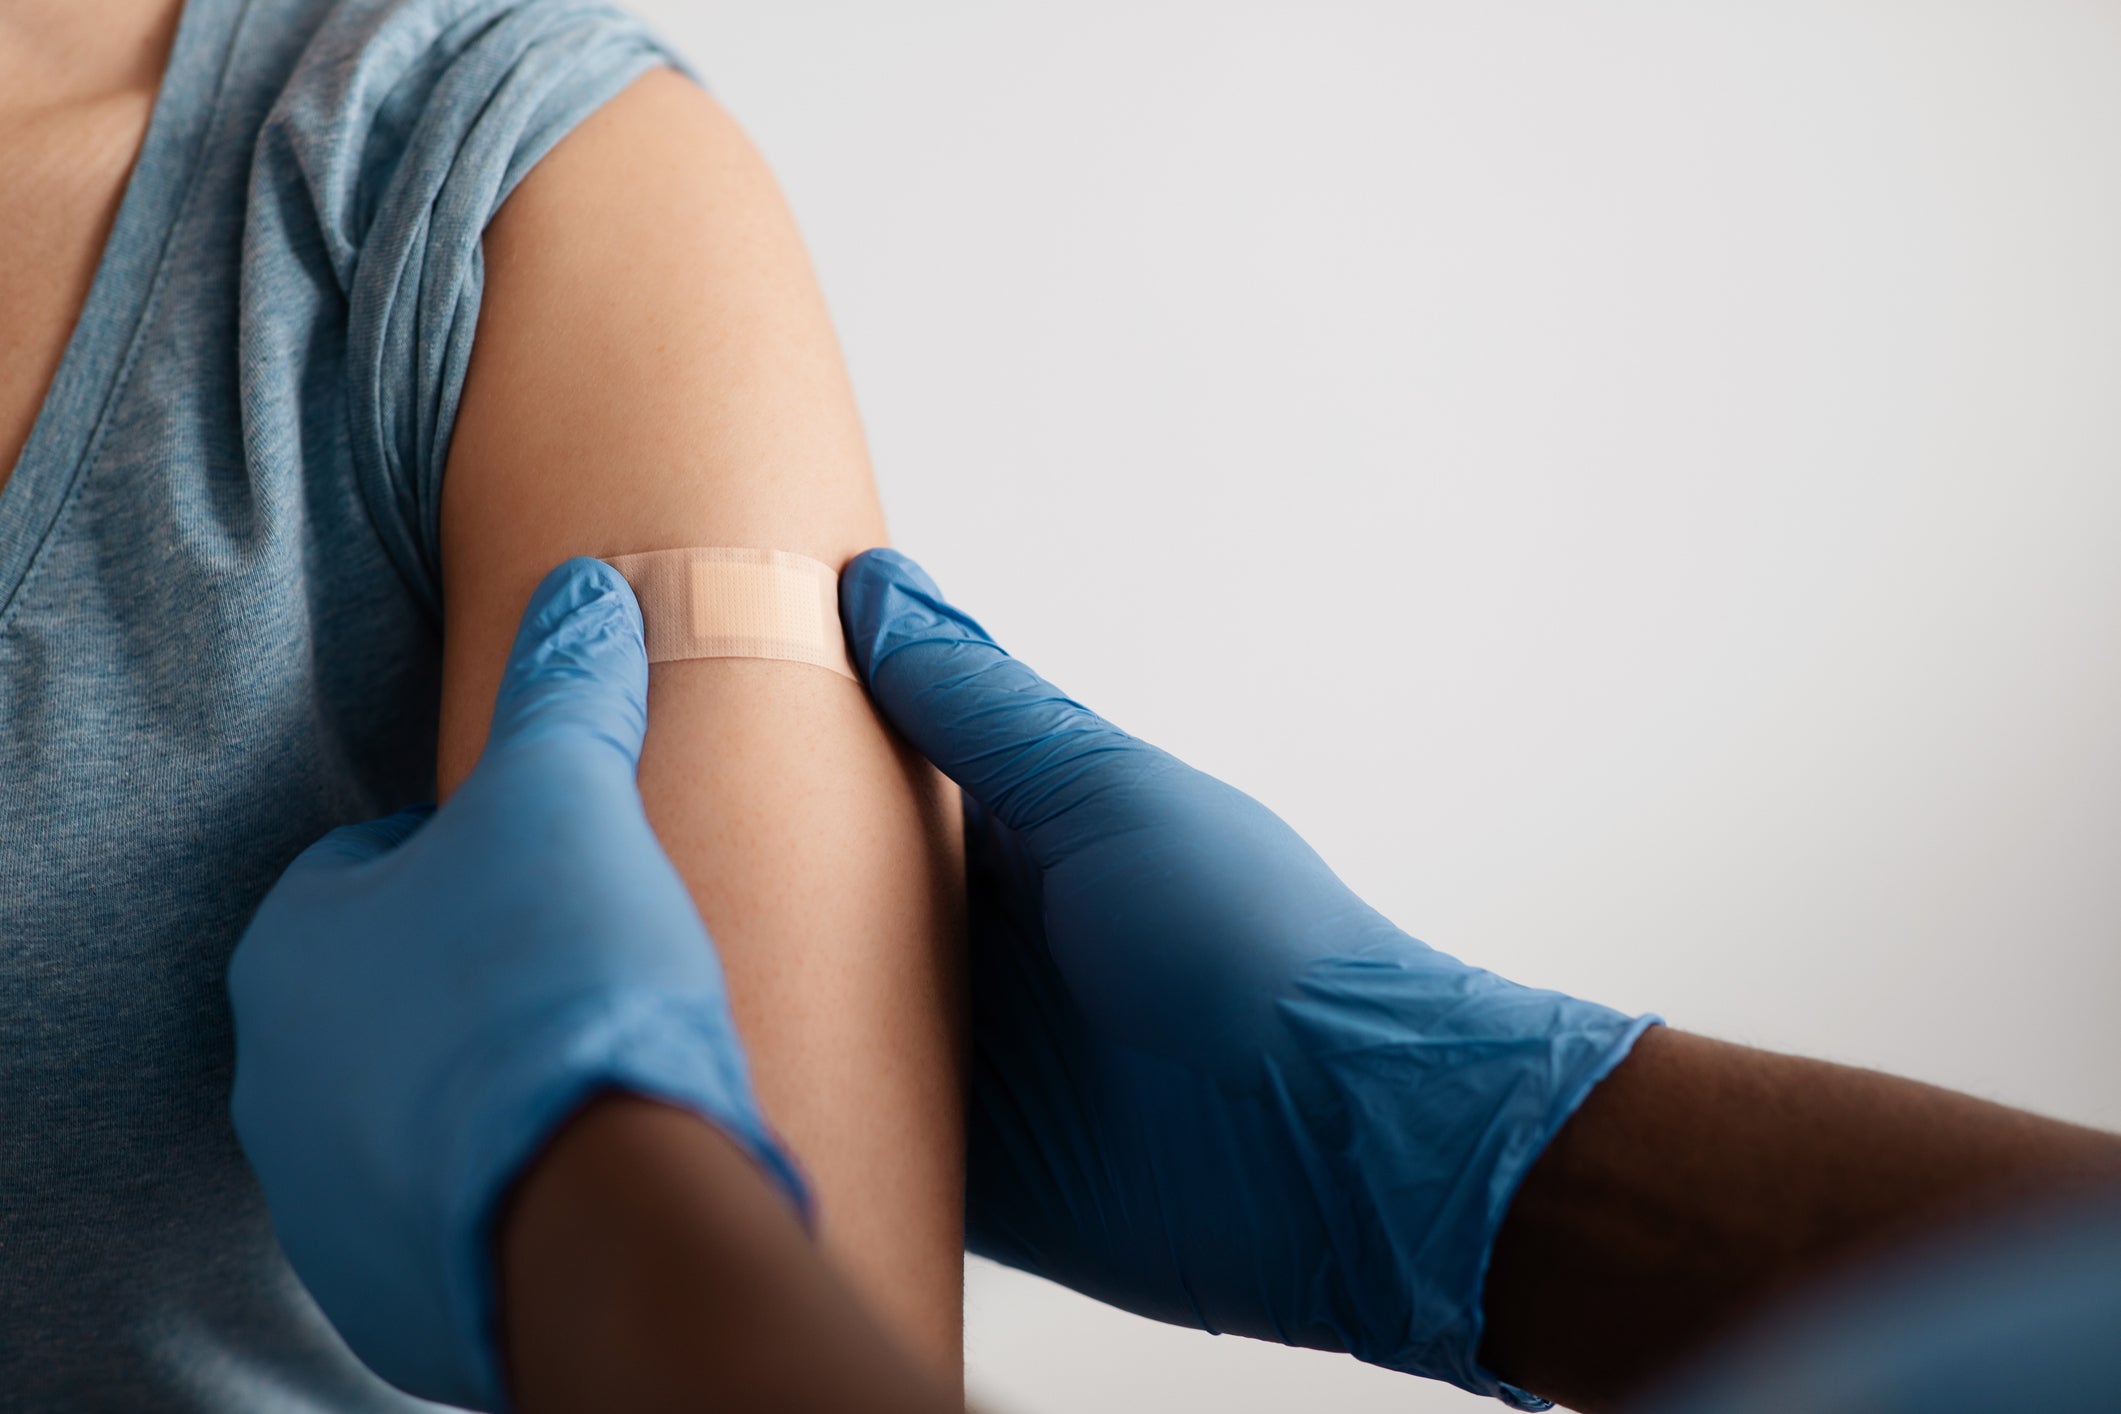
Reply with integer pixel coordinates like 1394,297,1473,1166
244,0,700,607
479,58,762,269
252,0,694,291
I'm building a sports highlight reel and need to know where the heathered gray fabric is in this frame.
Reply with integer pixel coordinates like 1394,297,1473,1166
0,0,690,1405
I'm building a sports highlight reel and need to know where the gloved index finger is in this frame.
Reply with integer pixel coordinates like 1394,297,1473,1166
839,548,1144,836
486,557,651,769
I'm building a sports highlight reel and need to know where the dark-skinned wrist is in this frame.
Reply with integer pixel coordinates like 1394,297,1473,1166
496,1091,955,1414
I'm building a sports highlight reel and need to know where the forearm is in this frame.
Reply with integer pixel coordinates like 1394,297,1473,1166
1479,1026,2121,1410
500,1092,959,1414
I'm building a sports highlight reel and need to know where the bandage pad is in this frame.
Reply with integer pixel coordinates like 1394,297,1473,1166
603,547,857,681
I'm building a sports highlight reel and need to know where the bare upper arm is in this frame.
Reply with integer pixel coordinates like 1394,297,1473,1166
436,66,882,730
435,66,964,1375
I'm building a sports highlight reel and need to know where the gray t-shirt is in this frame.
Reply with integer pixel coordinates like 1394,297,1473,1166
0,0,687,1405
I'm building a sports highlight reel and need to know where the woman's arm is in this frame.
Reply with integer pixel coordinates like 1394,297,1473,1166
433,66,965,1376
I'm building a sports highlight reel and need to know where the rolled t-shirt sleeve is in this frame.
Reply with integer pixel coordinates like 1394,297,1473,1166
264,0,699,612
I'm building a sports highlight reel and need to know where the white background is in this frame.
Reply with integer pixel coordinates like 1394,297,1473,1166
628,4,2121,1409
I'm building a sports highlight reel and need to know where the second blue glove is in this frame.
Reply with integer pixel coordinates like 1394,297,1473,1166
841,548,1657,1409
228,558,806,1412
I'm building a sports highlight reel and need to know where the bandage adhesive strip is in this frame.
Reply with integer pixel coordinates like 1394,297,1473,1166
602,547,857,681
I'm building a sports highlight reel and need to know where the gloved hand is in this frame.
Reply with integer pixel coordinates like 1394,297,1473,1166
840,548,1658,1410
228,558,806,1413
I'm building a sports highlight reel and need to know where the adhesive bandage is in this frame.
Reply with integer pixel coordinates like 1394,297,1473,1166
602,547,857,681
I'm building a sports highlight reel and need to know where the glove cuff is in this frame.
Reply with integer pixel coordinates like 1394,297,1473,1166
1281,952,1659,1406
1468,1009,1662,1410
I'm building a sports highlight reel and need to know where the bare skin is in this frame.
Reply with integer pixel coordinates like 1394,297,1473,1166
501,1093,961,1414
0,0,183,493
434,68,967,1376
1479,1026,2121,1410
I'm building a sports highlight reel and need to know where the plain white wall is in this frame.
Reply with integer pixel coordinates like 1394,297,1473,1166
625,4,2121,1410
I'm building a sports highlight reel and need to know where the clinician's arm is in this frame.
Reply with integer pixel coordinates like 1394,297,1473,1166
433,68,964,1375
1480,1027,2121,1411
497,1042,2121,1414
832,549,2121,1414
501,1093,958,1414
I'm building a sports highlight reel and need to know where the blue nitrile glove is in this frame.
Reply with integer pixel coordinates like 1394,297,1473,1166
841,548,1660,1410
228,557,807,1413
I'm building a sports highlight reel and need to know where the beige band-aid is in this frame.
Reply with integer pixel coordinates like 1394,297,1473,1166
603,547,856,681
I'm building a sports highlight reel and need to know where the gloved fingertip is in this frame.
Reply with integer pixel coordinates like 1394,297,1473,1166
839,547,1004,690
487,557,650,765
841,548,937,684
844,545,943,603
518,557,645,658
838,550,1143,833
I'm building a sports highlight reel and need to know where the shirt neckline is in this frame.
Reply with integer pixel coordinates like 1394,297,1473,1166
0,0,248,631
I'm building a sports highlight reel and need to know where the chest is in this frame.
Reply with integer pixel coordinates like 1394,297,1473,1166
0,90,155,494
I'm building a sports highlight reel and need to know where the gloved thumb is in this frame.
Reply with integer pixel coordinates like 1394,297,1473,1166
484,557,650,769
840,548,1147,836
